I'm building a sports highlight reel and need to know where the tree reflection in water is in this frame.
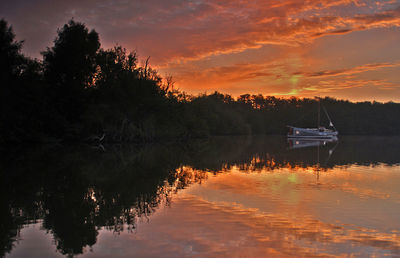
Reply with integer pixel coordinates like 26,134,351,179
1,136,400,256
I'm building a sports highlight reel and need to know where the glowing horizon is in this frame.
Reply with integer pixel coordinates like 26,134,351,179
1,0,400,102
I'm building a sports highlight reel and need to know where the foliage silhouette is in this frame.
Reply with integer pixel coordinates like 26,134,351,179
42,20,100,136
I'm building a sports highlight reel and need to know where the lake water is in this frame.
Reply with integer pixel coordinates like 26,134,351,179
1,136,400,257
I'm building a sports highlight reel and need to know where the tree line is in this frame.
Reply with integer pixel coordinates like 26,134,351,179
1,19,400,143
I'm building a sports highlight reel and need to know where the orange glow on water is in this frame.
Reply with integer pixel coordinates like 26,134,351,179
87,163,400,257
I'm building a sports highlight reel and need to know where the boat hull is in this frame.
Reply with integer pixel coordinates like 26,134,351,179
287,126,338,140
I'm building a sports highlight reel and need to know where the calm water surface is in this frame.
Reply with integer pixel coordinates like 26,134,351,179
1,136,400,257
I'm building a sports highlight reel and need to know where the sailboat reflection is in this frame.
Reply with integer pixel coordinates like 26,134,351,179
288,137,339,173
288,137,338,150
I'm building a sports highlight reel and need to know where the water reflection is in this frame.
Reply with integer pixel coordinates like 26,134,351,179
288,138,338,150
1,136,400,257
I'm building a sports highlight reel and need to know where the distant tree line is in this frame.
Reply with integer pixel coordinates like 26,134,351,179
1,19,400,143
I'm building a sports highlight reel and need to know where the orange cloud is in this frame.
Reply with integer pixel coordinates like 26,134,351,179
152,1,400,64
173,59,400,96
174,63,275,88
294,62,400,78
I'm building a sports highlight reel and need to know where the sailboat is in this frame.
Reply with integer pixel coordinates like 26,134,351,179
287,98,338,140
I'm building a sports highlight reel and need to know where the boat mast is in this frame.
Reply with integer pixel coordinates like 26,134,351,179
322,105,337,132
317,97,320,128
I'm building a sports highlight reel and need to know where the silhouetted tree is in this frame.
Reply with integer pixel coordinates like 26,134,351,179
0,19,24,80
43,20,100,89
0,20,50,142
42,20,100,127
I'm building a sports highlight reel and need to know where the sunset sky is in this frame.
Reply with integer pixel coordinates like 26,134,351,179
1,0,400,101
